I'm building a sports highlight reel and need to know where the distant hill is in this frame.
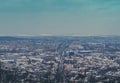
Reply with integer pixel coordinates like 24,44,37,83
0,36,24,40
0,36,120,41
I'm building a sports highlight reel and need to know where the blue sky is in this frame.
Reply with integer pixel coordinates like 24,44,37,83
0,0,120,36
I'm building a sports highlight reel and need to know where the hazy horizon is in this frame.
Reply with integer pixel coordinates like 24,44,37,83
0,0,120,36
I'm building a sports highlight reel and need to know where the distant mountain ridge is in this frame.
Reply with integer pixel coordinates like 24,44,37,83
0,36,24,40
0,35,120,40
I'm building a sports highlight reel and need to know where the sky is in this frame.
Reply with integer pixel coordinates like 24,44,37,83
0,0,120,36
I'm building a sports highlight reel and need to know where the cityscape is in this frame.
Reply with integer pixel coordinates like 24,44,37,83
0,36,120,83
1,0,120,83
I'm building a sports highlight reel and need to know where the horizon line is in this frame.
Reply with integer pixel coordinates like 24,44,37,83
0,34,120,37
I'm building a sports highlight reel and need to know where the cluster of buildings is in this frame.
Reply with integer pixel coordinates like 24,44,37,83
0,36,120,83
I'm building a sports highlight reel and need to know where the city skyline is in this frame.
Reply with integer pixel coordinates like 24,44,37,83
0,0,120,36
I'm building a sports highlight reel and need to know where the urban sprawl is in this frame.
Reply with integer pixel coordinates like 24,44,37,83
0,36,120,83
